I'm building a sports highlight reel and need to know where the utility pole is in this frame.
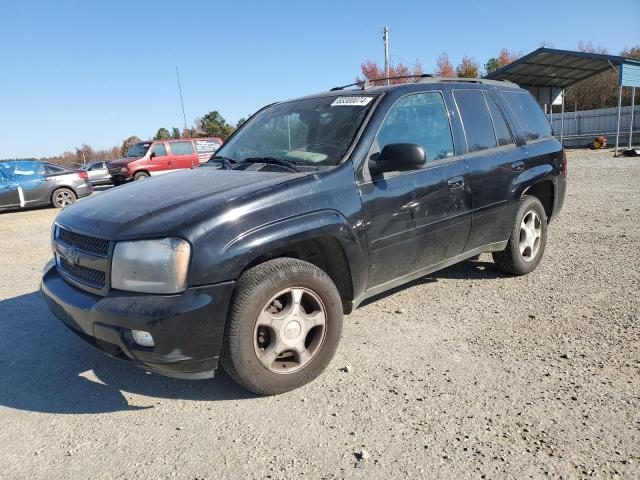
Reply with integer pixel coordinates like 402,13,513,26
382,26,390,85
175,66,188,136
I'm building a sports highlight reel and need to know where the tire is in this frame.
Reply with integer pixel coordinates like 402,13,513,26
133,171,150,181
51,188,76,209
492,195,548,275
221,258,344,395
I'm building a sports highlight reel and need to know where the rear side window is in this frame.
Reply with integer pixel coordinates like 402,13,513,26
484,94,513,146
453,90,497,153
169,141,194,155
502,91,552,141
44,163,64,174
151,143,168,156
377,92,454,162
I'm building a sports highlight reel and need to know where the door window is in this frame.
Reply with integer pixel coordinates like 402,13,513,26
484,93,514,146
377,92,454,164
453,90,497,153
150,143,168,157
169,141,194,155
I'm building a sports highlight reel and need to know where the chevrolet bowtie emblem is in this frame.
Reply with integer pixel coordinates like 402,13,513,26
65,246,80,265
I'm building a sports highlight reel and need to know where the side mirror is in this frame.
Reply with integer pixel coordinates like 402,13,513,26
149,151,156,159
370,143,426,175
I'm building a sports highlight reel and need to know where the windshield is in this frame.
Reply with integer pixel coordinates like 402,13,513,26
212,95,376,166
125,142,151,158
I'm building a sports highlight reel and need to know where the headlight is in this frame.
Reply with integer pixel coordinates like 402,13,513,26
111,238,191,294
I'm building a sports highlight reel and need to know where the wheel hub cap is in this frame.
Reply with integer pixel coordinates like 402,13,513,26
253,287,327,374
518,210,542,262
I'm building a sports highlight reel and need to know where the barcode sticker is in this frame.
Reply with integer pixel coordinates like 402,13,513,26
330,96,373,107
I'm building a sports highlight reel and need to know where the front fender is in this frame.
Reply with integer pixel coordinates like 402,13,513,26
189,210,368,299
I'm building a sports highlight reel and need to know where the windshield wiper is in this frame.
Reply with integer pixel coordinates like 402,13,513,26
206,155,238,170
239,157,301,173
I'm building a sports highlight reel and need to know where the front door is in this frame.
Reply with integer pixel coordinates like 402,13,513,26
148,142,170,174
358,91,472,289
15,161,48,205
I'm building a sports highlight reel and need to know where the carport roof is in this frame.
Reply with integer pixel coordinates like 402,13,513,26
486,47,640,88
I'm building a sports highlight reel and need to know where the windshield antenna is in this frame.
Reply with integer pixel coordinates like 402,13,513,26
176,66,189,136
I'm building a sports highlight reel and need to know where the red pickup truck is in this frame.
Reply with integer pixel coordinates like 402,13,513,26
108,137,223,184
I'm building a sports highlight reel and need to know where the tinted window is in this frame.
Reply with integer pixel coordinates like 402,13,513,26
484,93,513,146
377,92,454,162
502,91,552,141
453,90,497,153
169,141,194,155
44,163,65,174
151,143,168,156
86,162,103,170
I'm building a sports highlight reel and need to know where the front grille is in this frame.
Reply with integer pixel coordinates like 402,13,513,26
59,257,106,289
57,227,109,257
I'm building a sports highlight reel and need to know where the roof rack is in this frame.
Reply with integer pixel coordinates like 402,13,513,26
330,74,435,91
329,75,514,91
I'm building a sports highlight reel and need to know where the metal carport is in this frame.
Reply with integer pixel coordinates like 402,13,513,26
486,47,640,155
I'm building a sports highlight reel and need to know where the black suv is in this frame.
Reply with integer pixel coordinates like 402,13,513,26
42,77,566,394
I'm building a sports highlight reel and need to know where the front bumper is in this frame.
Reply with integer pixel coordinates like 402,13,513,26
41,260,235,379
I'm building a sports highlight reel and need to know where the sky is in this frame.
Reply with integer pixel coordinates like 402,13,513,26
1,0,638,158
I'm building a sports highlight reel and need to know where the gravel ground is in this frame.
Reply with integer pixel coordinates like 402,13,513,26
0,149,638,479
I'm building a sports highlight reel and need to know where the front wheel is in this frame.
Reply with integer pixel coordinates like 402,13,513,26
221,258,343,395
492,195,548,275
51,188,76,208
133,171,150,181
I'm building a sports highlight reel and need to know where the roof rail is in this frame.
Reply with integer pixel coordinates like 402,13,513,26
330,74,434,91
417,76,515,86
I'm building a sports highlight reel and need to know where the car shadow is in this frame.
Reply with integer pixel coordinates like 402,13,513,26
359,258,504,307
0,291,256,415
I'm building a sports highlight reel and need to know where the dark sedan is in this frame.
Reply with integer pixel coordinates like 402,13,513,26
0,160,93,211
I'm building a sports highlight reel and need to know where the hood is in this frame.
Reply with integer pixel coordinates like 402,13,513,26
56,167,309,239
107,157,140,167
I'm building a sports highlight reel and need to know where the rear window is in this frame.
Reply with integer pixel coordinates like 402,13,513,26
453,90,497,153
44,163,65,174
502,91,552,141
169,141,194,155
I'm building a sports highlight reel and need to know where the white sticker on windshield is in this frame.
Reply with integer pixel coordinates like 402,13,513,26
331,96,373,107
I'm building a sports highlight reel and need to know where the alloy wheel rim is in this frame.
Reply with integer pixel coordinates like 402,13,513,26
518,210,542,262
56,191,73,207
253,287,327,374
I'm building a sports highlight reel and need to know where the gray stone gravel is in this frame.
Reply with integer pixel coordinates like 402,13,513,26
0,149,638,479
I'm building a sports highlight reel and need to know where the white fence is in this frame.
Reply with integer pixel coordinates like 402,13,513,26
547,105,640,148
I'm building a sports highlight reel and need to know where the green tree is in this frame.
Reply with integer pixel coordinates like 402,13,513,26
236,117,248,129
196,111,235,138
120,135,141,157
456,55,479,78
154,128,171,140
485,57,501,75
171,127,181,139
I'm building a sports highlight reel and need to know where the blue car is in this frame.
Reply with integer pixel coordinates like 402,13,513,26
0,161,93,211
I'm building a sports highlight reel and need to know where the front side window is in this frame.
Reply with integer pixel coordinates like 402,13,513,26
502,91,552,141
453,90,497,153
151,143,168,157
169,141,194,155
213,95,376,166
377,92,454,162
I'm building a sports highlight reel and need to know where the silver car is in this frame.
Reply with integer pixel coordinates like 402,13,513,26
0,160,93,211
83,161,112,185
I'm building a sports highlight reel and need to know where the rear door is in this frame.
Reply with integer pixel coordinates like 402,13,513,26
452,89,523,250
0,162,21,208
168,140,198,170
358,90,472,288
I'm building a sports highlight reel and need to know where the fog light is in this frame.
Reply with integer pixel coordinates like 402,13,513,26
131,330,154,347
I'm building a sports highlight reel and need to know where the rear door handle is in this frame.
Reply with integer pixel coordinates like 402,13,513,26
447,176,464,189
512,161,525,172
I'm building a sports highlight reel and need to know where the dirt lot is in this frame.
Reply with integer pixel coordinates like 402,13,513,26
0,149,638,479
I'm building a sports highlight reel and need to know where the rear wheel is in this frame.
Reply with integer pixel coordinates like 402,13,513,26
51,188,76,208
133,171,150,181
221,258,343,395
492,195,547,275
